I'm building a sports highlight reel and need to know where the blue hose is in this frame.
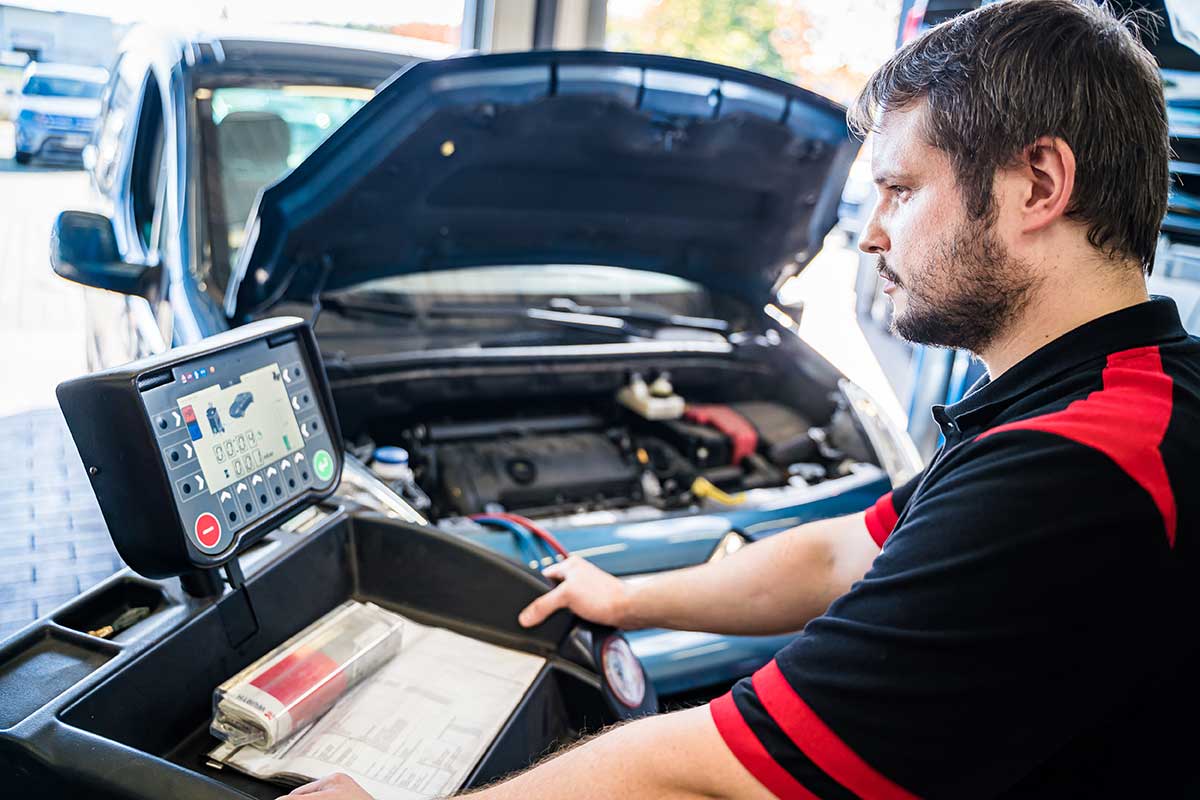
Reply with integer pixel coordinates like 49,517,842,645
474,516,554,566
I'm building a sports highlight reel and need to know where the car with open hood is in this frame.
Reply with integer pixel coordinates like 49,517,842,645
53,42,920,702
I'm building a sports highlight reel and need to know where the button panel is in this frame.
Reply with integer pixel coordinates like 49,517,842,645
141,339,340,557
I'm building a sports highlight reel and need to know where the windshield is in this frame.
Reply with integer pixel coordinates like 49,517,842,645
331,264,724,318
309,264,741,353
200,84,372,286
22,76,103,98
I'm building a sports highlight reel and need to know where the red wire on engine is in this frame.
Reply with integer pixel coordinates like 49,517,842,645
487,512,571,559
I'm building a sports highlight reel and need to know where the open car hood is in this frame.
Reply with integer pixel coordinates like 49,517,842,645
226,50,857,319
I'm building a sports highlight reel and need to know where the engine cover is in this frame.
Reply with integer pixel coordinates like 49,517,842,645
436,432,642,516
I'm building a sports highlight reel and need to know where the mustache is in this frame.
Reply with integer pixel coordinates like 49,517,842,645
875,257,902,286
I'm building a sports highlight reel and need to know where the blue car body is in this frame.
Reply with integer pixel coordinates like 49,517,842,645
69,30,918,702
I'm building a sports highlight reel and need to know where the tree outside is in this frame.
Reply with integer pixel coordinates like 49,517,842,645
607,0,901,103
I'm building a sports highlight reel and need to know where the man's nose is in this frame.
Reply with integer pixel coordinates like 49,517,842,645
858,203,890,255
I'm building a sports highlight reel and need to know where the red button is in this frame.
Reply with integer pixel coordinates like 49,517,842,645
194,512,221,548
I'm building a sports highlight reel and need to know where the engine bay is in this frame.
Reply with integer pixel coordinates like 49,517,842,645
353,372,877,523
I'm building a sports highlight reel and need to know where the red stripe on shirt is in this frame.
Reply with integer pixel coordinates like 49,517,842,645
977,345,1177,546
710,691,822,800
753,660,923,800
863,491,899,547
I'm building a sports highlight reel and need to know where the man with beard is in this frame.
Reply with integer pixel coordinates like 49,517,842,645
288,1,1200,798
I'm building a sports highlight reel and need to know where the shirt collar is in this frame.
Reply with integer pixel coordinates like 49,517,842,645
940,296,1188,428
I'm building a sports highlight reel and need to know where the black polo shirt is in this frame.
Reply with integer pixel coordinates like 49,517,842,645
711,297,1200,798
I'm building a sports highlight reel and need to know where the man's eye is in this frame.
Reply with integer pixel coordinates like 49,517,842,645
889,185,910,195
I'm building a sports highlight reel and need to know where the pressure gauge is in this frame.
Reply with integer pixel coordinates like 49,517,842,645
601,634,646,708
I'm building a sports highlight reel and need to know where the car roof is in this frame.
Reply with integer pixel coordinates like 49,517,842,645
118,22,453,83
197,24,455,60
22,62,109,83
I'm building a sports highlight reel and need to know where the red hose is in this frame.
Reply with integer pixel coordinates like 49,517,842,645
490,512,570,559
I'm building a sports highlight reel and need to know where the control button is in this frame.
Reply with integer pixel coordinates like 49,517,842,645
194,512,221,548
265,465,285,502
313,449,335,483
294,452,311,486
218,489,240,529
279,458,301,496
235,481,255,520
289,391,313,413
283,365,303,384
251,472,272,511
301,420,321,439
163,441,195,470
153,410,184,436
177,472,205,499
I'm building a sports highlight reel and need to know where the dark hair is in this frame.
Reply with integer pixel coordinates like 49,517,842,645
849,0,1169,274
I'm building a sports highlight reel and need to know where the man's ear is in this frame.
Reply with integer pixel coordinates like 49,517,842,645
1017,135,1076,234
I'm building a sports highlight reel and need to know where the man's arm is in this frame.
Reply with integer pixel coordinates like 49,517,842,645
283,707,774,800
518,510,882,636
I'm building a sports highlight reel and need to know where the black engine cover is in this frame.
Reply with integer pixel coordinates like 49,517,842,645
436,432,642,516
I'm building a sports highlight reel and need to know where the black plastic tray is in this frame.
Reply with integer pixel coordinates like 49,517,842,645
4,509,612,799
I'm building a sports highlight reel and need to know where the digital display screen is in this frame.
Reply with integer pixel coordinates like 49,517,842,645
176,363,304,495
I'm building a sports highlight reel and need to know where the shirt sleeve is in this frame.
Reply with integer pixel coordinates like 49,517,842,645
862,470,923,547
710,429,1180,799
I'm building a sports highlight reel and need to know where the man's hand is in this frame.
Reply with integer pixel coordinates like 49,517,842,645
518,512,878,636
280,772,373,799
518,555,632,628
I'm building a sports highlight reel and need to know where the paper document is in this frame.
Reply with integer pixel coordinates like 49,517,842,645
208,617,547,799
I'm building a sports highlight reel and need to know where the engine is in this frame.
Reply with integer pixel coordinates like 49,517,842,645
364,374,873,522
436,431,642,517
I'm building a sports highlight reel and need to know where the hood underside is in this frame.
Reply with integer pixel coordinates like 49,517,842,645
226,50,858,319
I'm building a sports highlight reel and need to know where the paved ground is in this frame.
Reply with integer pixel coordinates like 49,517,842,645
0,121,92,415
0,121,119,639
0,409,121,637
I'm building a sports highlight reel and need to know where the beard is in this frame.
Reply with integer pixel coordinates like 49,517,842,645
880,217,1040,355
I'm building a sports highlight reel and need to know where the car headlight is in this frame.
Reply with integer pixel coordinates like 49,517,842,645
840,378,923,486
601,634,646,708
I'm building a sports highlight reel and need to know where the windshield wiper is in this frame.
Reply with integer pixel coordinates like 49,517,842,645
433,302,650,340
318,294,645,340
543,297,730,334
318,294,419,321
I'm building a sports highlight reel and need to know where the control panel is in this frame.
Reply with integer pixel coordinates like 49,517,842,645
141,336,338,557
57,318,343,578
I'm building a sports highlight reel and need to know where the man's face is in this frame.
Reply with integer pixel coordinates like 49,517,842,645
858,103,1039,355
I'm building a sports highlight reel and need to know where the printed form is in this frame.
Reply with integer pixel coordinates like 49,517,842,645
209,618,547,799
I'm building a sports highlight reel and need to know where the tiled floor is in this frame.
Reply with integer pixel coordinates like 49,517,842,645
0,408,121,638
0,124,119,638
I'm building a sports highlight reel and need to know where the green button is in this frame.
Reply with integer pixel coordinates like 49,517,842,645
313,449,335,483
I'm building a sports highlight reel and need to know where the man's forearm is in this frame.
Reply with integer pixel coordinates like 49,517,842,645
459,708,771,800
621,511,874,635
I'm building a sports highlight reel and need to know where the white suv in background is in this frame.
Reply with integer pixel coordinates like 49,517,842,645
13,62,107,165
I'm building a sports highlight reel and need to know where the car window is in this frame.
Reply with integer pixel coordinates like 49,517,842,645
335,264,721,319
199,85,371,288
129,75,166,255
22,75,103,98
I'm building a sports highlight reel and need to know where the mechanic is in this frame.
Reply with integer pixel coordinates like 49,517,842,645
285,1,1200,797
